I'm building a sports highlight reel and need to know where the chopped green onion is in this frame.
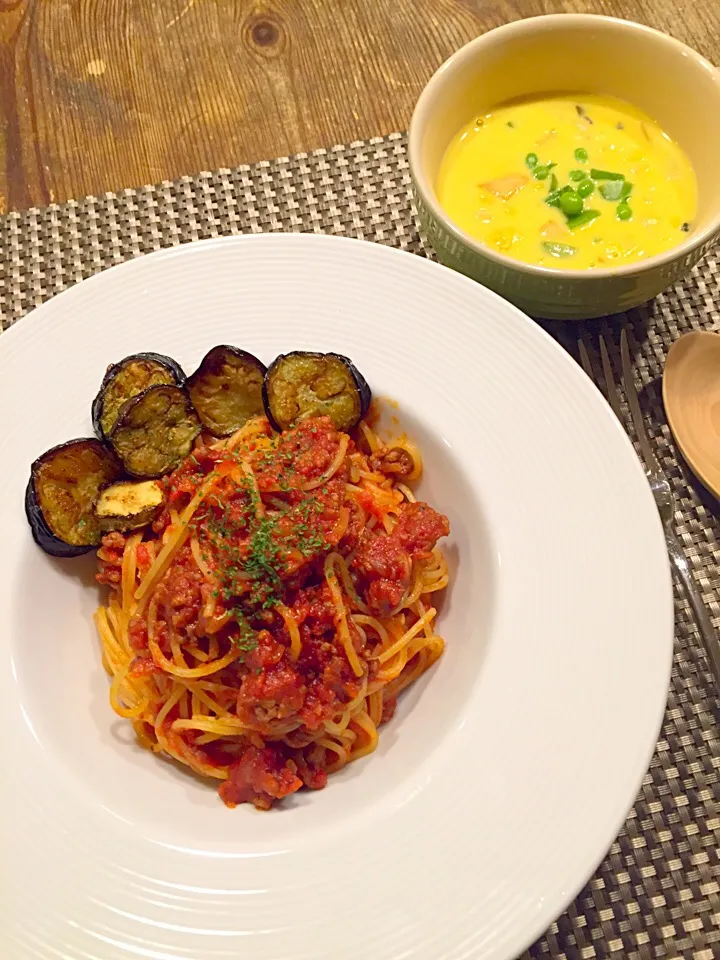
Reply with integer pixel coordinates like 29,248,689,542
574,147,589,163
542,241,577,258
549,173,558,192
533,162,556,181
567,209,601,229
590,168,624,181
599,180,624,201
526,153,539,169
545,185,572,208
616,203,632,221
578,180,595,199
620,181,633,200
569,169,586,181
559,191,584,218
506,121,515,128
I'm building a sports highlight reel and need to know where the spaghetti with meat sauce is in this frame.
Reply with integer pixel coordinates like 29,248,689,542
96,414,449,809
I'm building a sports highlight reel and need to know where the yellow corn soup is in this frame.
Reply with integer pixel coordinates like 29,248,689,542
436,95,697,269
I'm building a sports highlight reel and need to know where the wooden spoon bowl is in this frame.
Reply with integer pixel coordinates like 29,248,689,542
663,330,720,498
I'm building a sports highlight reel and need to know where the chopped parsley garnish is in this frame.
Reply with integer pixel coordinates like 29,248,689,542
244,517,283,596
192,447,333,656
230,612,258,652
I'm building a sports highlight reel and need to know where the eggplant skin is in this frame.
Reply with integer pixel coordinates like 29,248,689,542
109,384,201,478
187,345,266,437
25,479,90,558
263,351,372,432
92,352,186,440
26,438,122,556
94,480,165,532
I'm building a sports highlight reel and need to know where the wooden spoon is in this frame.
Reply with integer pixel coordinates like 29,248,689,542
663,330,720,498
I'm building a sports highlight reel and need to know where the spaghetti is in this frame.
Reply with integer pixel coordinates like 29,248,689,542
95,414,450,809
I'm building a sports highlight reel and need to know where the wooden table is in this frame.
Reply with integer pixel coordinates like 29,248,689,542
1,0,718,212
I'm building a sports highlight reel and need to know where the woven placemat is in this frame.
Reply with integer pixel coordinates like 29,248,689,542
1,133,718,960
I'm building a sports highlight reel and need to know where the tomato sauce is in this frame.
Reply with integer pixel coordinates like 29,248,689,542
98,416,449,809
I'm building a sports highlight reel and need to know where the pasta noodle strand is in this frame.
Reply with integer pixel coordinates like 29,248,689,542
95,414,450,810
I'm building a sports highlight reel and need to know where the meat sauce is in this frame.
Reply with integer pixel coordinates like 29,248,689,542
97,416,449,808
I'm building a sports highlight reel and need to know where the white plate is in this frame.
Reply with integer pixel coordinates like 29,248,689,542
0,234,672,960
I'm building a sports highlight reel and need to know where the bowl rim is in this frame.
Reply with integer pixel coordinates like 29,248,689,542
409,14,720,282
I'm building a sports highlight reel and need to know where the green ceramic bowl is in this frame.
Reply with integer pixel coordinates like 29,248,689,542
409,15,720,320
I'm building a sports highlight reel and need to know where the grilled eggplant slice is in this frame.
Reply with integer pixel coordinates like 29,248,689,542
26,439,122,556
263,352,371,432
94,480,165,532
109,384,201,478
92,352,185,440
187,345,266,437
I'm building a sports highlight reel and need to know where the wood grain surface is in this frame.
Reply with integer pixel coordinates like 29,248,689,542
1,0,718,211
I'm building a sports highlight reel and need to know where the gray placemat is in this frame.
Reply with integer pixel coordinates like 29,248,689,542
1,133,718,960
